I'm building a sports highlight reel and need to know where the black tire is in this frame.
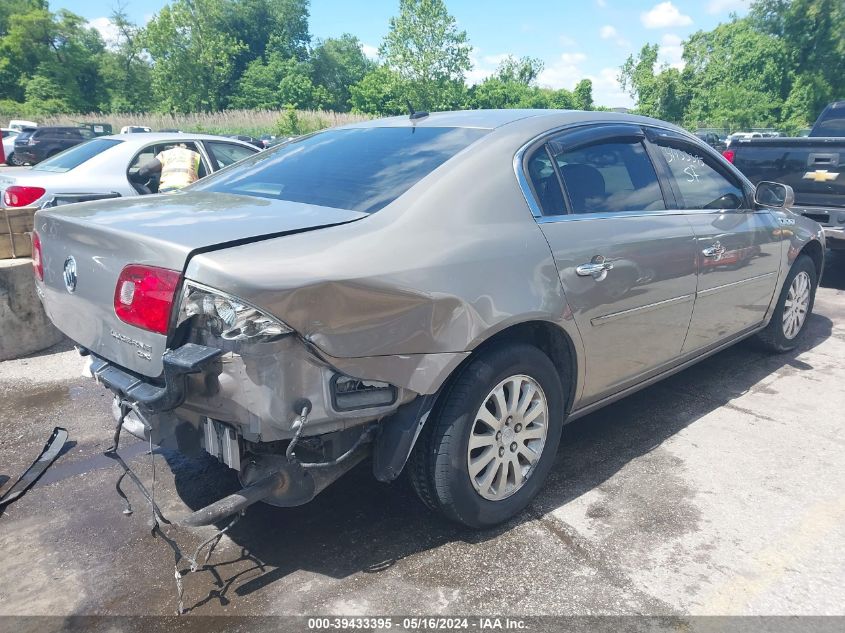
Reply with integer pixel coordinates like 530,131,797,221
6,152,20,166
407,343,564,529
756,254,817,353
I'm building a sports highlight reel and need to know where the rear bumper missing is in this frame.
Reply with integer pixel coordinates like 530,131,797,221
90,343,222,412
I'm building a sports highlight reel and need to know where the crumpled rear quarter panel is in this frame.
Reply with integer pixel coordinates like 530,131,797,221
183,128,574,397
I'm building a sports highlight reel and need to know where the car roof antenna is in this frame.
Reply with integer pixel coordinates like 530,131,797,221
407,100,429,121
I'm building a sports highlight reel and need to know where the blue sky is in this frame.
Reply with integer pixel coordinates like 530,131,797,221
55,0,751,107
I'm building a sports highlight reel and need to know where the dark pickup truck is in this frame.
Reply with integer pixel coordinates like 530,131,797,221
726,101,845,250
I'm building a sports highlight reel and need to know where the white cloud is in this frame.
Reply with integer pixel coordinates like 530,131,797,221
599,25,617,39
537,52,588,90
591,67,634,109
641,2,693,28
596,0,607,7
658,33,685,69
88,17,120,47
361,43,379,60
537,52,633,108
706,0,750,13
599,25,630,47
558,34,578,48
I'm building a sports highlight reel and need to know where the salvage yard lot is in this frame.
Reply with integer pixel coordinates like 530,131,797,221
0,255,843,617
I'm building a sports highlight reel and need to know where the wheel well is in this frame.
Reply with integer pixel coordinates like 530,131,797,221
799,240,824,280
445,321,578,415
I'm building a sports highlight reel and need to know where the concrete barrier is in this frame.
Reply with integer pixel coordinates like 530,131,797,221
0,258,64,360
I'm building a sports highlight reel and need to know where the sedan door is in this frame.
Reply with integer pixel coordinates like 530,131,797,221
525,124,698,406
646,129,782,353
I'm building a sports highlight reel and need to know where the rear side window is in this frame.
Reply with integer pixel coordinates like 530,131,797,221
549,140,665,214
192,127,489,213
657,144,744,210
204,141,257,169
526,147,566,216
33,138,122,173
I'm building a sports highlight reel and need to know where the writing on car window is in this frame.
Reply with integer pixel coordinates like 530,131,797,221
659,144,744,210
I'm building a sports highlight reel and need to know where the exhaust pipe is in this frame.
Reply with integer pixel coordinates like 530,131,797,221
178,472,286,527
178,439,371,527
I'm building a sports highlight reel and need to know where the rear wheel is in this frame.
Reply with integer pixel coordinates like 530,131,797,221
408,344,564,529
756,254,817,352
6,152,22,166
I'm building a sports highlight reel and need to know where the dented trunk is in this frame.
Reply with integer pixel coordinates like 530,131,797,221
33,192,366,377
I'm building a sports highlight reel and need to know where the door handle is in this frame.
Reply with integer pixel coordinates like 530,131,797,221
576,255,614,280
702,242,726,258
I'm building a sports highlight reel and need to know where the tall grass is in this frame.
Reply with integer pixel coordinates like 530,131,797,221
36,109,371,137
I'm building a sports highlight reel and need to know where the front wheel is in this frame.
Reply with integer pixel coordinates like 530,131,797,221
6,152,22,166
408,344,564,529
756,254,817,352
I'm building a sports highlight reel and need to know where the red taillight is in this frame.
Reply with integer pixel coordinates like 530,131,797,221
722,149,735,163
113,265,181,335
31,231,43,281
4,185,46,207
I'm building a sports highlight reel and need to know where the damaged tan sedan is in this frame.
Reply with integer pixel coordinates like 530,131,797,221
33,110,824,529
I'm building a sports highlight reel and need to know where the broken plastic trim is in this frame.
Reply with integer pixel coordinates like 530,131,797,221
330,373,397,411
91,342,222,412
0,426,68,510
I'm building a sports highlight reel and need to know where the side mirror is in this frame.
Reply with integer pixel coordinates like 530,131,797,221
754,181,794,209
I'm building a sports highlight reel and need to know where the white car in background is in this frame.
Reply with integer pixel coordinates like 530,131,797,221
2,128,21,165
0,133,259,208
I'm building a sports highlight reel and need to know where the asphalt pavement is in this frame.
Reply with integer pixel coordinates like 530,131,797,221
0,252,843,618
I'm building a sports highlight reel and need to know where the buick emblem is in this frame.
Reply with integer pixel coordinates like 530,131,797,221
63,256,77,293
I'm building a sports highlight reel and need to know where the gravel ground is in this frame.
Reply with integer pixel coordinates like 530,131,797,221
0,253,843,619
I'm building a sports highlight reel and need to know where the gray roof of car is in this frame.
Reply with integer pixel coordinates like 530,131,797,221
98,132,257,144
344,108,690,136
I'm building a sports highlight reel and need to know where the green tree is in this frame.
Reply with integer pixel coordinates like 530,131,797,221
143,0,245,112
310,34,375,111
98,9,154,112
0,5,105,111
379,0,472,110
573,79,593,110
349,65,407,115
620,44,687,121
223,0,310,82
23,74,70,115
750,0,844,121
494,55,544,85
230,53,326,109
681,17,787,128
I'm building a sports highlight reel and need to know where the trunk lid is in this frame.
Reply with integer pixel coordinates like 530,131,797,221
35,192,366,377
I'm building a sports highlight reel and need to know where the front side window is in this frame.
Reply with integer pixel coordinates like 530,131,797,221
191,126,489,213
127,141,208,193
549,140,666,214
657,143,744,210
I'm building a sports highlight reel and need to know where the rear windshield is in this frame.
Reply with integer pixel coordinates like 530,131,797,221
810,106,845,137
33,138,123,173
191,126,489,213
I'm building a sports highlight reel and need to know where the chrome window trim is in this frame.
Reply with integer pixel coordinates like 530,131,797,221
513,120,756,222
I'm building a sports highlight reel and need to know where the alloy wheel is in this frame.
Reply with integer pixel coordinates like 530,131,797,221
782,270,811,340
466,374,548,501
